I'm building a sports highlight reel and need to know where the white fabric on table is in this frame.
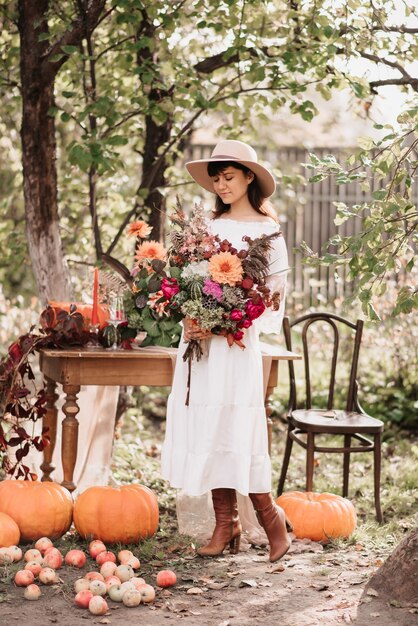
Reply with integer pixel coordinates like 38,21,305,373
161,218,288,539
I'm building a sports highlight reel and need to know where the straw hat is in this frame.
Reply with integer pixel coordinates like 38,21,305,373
185,140,276,198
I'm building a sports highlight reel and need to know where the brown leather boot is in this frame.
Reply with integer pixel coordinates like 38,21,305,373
196,488,242,557
249,493,291,562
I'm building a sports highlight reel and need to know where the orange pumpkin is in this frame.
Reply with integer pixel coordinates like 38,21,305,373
73,485,159,544
276,491,357,542
48,301,110,329
0,481,73,542
0,512,20,547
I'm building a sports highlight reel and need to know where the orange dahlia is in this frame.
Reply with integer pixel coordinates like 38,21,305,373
127,220,153,238
209,252,243,286
135,240,167,262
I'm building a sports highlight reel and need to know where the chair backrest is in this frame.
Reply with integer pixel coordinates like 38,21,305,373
283,312,364,412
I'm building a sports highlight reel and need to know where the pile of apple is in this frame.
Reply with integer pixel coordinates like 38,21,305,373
0,538,177,616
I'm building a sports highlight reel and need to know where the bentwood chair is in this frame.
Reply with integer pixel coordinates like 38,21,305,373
277,312,384,522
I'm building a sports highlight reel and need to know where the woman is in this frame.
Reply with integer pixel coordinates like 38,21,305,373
161,139,290,562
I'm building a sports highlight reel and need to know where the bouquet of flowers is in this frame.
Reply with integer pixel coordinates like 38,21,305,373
125,202,283,363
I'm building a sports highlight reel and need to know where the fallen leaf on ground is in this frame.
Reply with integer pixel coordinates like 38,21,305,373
187,587,204,595
239,579,258,588
267,564,285,573
206,581,230,590
366,588,379,597
370,613,380,617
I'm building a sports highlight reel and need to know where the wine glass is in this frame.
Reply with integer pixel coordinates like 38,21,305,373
107,295,127,349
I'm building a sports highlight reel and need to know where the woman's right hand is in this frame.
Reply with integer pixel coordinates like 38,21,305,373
184,318,212,341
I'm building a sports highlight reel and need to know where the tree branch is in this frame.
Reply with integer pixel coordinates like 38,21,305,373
41,0,106,81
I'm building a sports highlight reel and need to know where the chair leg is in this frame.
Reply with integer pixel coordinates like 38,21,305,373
342,434,351,498
374,433,383,523
306,432,315,492
277,424,294,496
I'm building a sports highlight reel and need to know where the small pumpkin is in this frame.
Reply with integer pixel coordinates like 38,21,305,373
276,491,357,542
0,480,73,542
73,485,159,544
0,512,20,547
48,301,110,329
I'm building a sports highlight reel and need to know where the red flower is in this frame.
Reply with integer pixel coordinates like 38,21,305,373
230,309,243,321
245,300,265,320
241,276,254,290
161,277,180,299
238,318,252,329
234,330,244,340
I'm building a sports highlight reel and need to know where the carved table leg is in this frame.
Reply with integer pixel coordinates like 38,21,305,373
40,378,59,482
61,384,81,492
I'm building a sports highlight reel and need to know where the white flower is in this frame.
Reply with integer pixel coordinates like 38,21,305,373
181,260,209,279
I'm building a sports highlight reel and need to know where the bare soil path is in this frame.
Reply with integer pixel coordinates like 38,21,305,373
2,537,417,626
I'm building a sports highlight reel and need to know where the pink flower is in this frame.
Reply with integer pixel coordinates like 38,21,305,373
245,300,266,320
230,309,243,321
203,279,223,300
161,277,180,299
234,330,244,340
238,318,252,329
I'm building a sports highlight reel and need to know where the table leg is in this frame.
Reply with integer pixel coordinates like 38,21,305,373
40,377,58,482
265,383,274,456
61,384,81,492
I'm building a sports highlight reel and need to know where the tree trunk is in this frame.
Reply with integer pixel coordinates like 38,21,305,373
365,526,418,606
18,0,72,305
141,110,173,242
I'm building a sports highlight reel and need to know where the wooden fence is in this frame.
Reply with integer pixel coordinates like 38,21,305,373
184,143,415,310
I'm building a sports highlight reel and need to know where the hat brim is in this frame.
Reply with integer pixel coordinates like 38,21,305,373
185,158,276,198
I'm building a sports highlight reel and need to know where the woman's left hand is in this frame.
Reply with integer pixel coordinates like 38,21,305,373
184,318,212,341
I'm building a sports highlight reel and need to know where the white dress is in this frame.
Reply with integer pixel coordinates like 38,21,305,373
161,218,288,497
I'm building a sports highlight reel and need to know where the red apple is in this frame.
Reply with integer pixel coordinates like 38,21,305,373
130,577,146,590
74,590,93,609
137,583,155,603
122,589,141,607
7,546,22,562
74,578,91,593
0,548,13,565
88,540,106,559
24,549,42,563
96,550,116,566
25,560,42,576
84,571,105,582
35,537,53,554
88,595,108,615
39,567,58,585
156,569,177,588
126,556,140,570
15,569,35,587
89,579,107,596
100,561,117,578
24,583,41,600
115,564,134,582
65,549,86,568
43,548,63,569
117,549,133,564
104,575,121,591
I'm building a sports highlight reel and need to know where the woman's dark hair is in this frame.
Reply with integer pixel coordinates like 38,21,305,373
207,161,275,220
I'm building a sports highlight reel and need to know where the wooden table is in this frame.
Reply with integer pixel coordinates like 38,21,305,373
39,345,300,492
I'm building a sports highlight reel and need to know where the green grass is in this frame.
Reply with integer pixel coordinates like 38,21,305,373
110,397,418,560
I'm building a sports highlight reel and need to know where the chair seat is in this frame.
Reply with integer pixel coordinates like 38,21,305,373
290,409,384,434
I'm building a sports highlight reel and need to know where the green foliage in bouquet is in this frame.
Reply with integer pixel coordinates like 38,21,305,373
124,256,182,348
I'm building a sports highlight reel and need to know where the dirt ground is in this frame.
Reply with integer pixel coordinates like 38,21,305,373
1,536,417,626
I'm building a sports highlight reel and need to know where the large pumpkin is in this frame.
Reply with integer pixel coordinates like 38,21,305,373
73,485,159,544
0,481,73,542
276,491,357,542
0,512,20,547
